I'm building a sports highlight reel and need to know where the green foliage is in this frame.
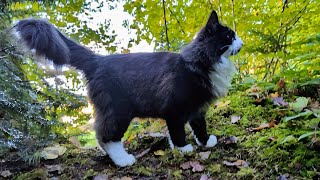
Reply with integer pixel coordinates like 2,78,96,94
0,1,94,163
123,0,320,84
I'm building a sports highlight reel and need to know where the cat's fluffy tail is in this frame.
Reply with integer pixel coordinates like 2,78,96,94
13,19,97,76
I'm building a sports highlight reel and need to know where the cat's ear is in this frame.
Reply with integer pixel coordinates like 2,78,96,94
206,10,219,31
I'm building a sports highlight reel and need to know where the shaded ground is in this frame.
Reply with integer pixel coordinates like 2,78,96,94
1,91,320,180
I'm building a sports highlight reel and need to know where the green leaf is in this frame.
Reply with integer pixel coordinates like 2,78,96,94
289,97,309,112
284,111,313,122
280,135,297,144
298,131,320,141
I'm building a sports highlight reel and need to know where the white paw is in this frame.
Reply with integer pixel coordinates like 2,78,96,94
103,141,136,167
206,135,217,147
178,144,194,153
113,153,136,167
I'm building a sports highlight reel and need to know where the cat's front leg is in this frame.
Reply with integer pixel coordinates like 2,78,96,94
188,112,217,147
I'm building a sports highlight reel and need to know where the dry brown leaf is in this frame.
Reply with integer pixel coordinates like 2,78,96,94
231,116,241,124
180,161,205,172
190,161,205,172
199,151,211,160
223,160,249,168
180,161,191,170
277,79,286,89
250,120,277,131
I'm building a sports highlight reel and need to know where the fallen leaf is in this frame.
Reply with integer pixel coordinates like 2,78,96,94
180,161,191,170
215,100,231,108
154,150,165,156
231,116,241,124
127,134,136,142
120,176,132,180
270,92,279,98
277,79,286,90
41,144,66,160
199,151,211,160
224,136,238,144
272,96,288,107
223,160,249,168
249,120,277,131
289,97,308,112
93,174,108,180
68,136,81,148
180,161,205,172
45,165,63,174
276,174,289,180
200,174,213,180
1,170,12,177
190,161,205,172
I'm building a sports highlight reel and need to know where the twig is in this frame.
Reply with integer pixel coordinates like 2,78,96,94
162,0,170,50
168,8,185,35
135,137,167,159
273,1,310,36
230,0,236,32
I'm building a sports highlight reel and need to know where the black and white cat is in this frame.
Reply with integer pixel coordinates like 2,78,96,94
12,10,242,167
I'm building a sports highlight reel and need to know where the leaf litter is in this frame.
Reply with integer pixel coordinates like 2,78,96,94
249,120,277,131
223,160,249,168
180,161,205,172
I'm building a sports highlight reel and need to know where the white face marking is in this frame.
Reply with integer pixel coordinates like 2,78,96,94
102,141,136,167
231,34,243,53
222,33,243,58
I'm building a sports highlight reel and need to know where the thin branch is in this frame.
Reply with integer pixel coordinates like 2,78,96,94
230,0,236,32
168,7,185,35
218,0,223,21
162,0,170,50
273,1,310,36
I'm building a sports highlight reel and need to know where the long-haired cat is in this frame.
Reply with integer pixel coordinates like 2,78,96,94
12,10,242,167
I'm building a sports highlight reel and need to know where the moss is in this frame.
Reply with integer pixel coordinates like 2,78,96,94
236,167,256,178
15,168,47,180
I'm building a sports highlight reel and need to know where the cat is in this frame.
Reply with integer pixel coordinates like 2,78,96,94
12,10,242,167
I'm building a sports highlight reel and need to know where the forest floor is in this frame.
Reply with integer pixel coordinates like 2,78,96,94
1,90,320,180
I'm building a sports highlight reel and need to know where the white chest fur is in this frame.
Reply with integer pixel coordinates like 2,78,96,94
209,56,236,98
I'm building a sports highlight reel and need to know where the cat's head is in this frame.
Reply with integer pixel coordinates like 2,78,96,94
196,10,243,59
